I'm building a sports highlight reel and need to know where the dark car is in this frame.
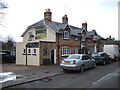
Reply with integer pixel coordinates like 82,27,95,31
92,52,111,65
0,52,15,63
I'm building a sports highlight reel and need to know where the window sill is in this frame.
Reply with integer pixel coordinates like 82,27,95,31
63,38,69,40
32,54,37,55
22,53,26,55
28,54,31,55
22,54,31,55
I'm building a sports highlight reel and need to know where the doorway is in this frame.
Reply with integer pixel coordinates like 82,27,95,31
50,49,56,64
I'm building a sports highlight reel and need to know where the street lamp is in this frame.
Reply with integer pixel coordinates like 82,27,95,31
92,35,100,53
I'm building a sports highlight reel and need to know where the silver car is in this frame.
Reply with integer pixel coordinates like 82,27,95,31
60,54,96,72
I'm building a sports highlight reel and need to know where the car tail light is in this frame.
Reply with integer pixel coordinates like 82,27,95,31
72,60,76,64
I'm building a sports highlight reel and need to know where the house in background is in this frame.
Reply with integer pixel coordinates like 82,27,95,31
16,9,106,66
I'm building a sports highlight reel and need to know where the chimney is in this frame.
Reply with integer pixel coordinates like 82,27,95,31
82,21,87,31
62,14,68,24
44,8,52,21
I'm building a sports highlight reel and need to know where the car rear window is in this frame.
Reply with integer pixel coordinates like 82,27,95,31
67,55,81,59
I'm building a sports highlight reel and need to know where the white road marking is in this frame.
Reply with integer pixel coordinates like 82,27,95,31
92,73,112,85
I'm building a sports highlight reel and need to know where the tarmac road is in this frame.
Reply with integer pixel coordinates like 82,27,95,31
89,68,120,88
4,61,120,88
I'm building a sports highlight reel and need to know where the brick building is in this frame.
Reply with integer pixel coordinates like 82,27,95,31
16,9,105,66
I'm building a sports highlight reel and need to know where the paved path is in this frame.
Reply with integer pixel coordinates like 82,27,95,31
1,64,63,88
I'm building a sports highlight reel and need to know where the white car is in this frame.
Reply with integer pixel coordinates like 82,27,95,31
60,54,96,72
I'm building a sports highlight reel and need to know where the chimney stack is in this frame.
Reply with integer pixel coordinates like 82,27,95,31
82,21,87,31
44,8,52,21
62,14,68,24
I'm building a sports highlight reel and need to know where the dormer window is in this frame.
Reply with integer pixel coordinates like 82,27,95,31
63,31,69,40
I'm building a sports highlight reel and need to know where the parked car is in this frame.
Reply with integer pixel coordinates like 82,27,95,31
0,52,15,63
60,54,96,72
91,52,111,65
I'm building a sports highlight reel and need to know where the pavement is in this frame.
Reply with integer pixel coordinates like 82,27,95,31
1,63,63,88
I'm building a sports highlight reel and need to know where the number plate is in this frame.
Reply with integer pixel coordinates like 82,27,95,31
64,61,70,64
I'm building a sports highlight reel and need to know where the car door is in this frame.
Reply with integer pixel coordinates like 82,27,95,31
82,55,90,69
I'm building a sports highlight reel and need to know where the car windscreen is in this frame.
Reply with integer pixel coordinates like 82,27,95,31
67,55,81,59
92,53,100,57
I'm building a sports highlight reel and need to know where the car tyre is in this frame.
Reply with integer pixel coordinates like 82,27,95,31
63,69,68,72
109,60,111,64
80,65,84,72
93,63,96,68
102,60,106,65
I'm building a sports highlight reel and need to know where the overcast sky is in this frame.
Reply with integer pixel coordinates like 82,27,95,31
0,0,119,42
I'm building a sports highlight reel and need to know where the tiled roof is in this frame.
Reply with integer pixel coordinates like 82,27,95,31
21,19,105,40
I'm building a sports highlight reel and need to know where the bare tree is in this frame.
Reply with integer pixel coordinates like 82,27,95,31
3,35,15,51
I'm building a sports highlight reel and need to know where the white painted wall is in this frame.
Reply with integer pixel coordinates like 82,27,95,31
23,26,56,42
16,42,40,66
16,42,26,65
27,48,40,66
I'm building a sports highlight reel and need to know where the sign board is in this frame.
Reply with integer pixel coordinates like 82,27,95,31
92,35,100,41
35,27,46,39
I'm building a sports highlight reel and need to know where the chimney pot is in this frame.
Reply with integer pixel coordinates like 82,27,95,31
82,22,87,31
62,14,68,24
44,8,52,21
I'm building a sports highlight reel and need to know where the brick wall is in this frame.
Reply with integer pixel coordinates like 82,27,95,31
40,41,56,65
56,30,81,62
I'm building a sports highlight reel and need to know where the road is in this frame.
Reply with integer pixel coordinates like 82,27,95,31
3,61,120,88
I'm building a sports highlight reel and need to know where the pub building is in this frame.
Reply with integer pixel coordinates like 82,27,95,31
16,9,105,66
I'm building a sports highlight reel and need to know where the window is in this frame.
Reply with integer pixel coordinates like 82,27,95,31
75,37,78,41
28,49,31,55
75,48,78,54
82,56,87,60
61,46,70,56
81,37,85,41
23,49,26,54
67,54,81,59
43,48,47,56
28,32,33,41
33,49,36,53
88,39,91,43
33,49,37,55
23,49,26,55
63,31,69,39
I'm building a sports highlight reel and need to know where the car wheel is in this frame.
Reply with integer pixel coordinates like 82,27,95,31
109,60,111,64
102,60,106,65
63,69,68,72
93,63,96,68
80,65,84,72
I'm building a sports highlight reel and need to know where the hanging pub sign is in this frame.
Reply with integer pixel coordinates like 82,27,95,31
35,27,46,39
92,35,100,41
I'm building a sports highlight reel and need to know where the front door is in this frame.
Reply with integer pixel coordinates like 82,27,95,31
50,49,56,64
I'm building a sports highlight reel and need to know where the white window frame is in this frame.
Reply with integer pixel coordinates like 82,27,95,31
33,49,37,55
75,48,78,54
28,49,31,55
61,46,71,56
63,31,69,39
23,49,26,55
75,37,78,41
